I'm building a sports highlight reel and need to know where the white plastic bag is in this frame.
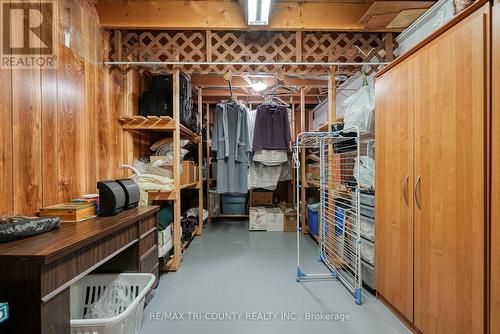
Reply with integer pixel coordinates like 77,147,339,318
343,84,375,134
84,277,133,319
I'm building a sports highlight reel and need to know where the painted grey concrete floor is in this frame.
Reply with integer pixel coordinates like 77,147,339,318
141,220,410,334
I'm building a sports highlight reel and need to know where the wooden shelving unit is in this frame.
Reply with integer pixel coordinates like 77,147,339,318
120,69,204,272
298,71,337,234
119,115,201,144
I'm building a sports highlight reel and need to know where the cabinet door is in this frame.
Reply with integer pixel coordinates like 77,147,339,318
491,1,500,333
413,5,489,333
375,60,414,321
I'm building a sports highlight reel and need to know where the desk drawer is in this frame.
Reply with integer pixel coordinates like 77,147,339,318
139,229,157,256
139,216,157,238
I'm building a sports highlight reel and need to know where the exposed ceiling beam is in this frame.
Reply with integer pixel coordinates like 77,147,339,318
97,0,375,31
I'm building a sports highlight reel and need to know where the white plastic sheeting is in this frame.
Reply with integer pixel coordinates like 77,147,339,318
353,156,375,189
343,85,375,134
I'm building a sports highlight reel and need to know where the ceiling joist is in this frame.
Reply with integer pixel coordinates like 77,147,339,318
97,0,375,31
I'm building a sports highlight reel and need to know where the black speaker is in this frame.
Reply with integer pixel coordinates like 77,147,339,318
97,181,126,216
115,179,140,210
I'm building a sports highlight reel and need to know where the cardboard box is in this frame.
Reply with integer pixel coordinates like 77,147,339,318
266,207,284,232
181,160,196,185
306,164,320,181
282,207,297,232
249,207,267,231
250,191,273,206
208,190,220,217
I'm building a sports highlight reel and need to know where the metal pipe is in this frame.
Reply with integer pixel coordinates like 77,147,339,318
105,61,389,66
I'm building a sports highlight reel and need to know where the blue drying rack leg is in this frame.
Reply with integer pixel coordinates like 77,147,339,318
296,267,306,282
318,252,325,263
355,288,362,305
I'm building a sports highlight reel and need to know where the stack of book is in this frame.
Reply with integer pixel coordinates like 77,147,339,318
39,202,96,222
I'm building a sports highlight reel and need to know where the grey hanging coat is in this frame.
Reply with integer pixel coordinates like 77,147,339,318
212,102,251,194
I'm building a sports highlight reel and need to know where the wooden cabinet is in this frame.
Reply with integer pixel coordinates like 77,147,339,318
491,1,500,333
376,3,489,333
413,7,488,333
375,59,415,321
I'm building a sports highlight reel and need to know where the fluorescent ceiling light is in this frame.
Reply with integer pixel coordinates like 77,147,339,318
252,81,268,92
248,0,271,25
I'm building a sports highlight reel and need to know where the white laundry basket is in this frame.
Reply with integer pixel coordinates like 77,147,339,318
70,273,156,334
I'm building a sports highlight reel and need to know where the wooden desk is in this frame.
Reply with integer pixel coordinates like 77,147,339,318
0,206,160,334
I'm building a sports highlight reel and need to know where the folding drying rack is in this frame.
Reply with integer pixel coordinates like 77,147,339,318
293,128,363,305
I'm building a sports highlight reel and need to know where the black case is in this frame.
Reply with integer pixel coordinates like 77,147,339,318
115,179,140,210
139,73,193,130
97,181,126,216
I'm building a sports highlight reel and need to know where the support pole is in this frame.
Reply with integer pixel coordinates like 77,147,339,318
290,97,296,204
169,69,182,271
300,88,307,234
206,103,212,223
300,88,305,133
328,66,337,126
197,88,203,235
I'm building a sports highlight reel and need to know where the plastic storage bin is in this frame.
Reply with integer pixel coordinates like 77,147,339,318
70,273,156,334
359,203,375,219
360,238,375,265
307,205,319,236
361,260,375,290
360,214,375,242
220,194,247,215
351,192,375,207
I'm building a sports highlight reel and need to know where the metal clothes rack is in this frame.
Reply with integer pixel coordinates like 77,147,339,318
292,127,363,305
105,61,389,67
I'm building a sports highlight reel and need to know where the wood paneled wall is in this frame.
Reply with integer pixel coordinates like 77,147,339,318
0,0,128,216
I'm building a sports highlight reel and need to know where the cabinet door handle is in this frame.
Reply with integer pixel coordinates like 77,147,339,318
414,175,421,209
402,174,409,206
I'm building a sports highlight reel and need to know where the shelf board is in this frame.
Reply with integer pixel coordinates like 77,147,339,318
306,154,320,163
180,125,201,143
147,190,177,201
162,256,180,272
119,115,175,131
309,232,319,243
119,115,201,143
182,226,198,248
180,182,200,189
306,180,320,188
215,214,249,219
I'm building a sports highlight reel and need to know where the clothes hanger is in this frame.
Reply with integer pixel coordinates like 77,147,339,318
263,95,289,107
